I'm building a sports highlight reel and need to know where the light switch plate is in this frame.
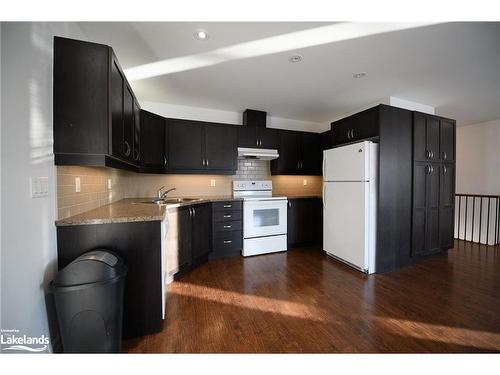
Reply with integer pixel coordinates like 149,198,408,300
30,177,49,198
303,179,308,186
75,177,81,193
210,179,216,187
108,178,112,190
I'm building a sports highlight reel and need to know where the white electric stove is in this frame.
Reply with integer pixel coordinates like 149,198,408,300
233,181,288,257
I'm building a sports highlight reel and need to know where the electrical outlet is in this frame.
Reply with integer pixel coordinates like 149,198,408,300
75,177,81,193
108,178,112,190
210,179,216,187
30,177,49,198
303,179,308,186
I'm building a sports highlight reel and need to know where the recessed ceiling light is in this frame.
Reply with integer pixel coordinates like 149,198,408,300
288,54,303,63
194,30,209,40
353,72,367,78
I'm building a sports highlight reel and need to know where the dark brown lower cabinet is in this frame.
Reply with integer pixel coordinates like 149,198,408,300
412,161,455,259
287,198,322,248
210,201,243,259
56,221,163,338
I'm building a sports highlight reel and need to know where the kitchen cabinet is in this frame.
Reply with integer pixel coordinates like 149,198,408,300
439,164,455,249
167,119,237,174
237,126,278,149
413,112,456,163
140,110,166,172
320,129,333,151
54,36,140,170
191,203,212,265
271,130,321,175
56,221,164,338
210,201,243,259
287,198,322,248
331,106,379,146
166,203,212,279
412,112,456,259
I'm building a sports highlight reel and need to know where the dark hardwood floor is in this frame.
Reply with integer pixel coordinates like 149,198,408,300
124,240,500,353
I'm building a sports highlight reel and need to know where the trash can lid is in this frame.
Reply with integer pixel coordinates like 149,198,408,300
53,249,127,288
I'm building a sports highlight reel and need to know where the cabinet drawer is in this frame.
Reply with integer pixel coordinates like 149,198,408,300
213,220,242,232
213,210,242,222
212,201,242,211
213,231,243,251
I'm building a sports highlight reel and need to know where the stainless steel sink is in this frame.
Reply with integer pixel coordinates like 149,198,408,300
140,198,200,205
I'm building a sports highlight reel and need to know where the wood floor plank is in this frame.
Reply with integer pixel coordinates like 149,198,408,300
124,240,500,353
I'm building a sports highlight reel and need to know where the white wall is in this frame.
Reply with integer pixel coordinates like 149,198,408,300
1,22,87,352
456,119,500,195
142,100,328,133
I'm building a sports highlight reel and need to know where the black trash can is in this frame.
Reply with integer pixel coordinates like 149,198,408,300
50,250,127,353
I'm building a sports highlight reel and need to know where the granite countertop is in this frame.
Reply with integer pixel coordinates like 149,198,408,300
55,196,241,227
55,194,321,227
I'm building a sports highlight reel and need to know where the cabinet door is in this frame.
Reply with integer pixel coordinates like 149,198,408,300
133,101,141,164
273,131,300,173
425,163,441,255
205,125,237,171
287,200,305,247
167,120,204,170
439,119,455,162
412,163,427,256
331,117,352,146
426,117,440,161
238,126,258,148
351,107,379,141
192,204,212,261
439,164,455,249
258,128,278,149
123,85,135,162
110,56,126,159
140,110,166,169
413,113,427,162
299,132,321,175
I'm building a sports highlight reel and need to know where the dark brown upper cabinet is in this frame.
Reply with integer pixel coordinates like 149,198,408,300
140,110,166,172
271,130,321,175
330,106,379,147
166,119,237,174
237,126,278,149
54,36,140,171
413,112,455,163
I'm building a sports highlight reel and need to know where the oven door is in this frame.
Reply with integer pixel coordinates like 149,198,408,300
243,199,288,238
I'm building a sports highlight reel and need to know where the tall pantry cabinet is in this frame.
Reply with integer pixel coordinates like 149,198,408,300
412,112,456,259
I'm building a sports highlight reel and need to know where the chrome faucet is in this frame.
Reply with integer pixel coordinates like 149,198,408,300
157,186,176,200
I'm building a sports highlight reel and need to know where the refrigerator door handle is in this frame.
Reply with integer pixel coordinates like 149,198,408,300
322,184,327,210
322,155,326,178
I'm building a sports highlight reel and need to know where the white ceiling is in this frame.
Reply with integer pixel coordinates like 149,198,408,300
78,22,500,126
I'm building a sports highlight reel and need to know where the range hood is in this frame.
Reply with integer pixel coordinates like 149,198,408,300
237,147,279,161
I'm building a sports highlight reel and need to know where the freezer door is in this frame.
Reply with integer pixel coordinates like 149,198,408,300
323,141,370,182
323,181,369,271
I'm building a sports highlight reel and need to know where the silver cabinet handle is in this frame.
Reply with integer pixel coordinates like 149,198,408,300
347,129,351,140
223,215,232,218
124,141,131,156
426,149,431,159
443,165,447,175
192,207,196,217
288,201,291,208
430,150,434,159
223,240,232,244
133,149,140,161
223,225,232,228
223,204,232,208
163,155,167,167
425,165,431,174
430,165,434,173
442,151,447,160
351,129,355,139
206,159,209,167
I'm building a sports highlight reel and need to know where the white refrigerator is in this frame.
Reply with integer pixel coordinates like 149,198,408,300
322,141,378,274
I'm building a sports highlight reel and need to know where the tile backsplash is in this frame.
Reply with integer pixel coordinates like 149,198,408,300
56,166,128,219
56,159,323,219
